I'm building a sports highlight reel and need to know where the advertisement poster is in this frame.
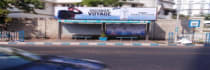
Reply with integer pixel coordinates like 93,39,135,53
106,24,146,35
55,7,156,21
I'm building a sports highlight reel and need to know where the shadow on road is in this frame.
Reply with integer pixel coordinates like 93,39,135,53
191,47,210,70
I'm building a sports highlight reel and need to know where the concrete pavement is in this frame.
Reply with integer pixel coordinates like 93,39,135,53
0,39,204,47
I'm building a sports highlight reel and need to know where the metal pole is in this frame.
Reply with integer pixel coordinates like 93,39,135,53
175,0,181,43
145,23,150,40
45,18,47,39
192,28,195,43
58,22,62,40
209,0,210,14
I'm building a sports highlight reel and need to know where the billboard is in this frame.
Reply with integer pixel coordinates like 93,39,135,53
106,24,146,35
55,7,156,21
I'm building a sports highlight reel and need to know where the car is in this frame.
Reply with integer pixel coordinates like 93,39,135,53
0,47,109,70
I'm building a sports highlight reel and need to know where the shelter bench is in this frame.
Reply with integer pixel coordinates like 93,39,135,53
116,37,138,42
72,36,92,40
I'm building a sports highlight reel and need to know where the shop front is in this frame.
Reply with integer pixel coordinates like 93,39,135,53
55,7,156,40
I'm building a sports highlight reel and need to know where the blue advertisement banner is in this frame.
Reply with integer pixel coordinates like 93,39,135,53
55,7,156,21
106,24,146,35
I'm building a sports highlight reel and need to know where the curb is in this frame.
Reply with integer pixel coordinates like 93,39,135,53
0,42,204,47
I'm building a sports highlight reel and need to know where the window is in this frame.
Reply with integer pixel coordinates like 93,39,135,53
131,4,137,7
62,4,66,7
204,23,210,28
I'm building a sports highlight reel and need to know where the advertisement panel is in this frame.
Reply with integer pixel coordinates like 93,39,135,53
55,7,156,21
106,24,146,35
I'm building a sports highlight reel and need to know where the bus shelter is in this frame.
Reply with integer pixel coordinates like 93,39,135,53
55,7,156,40
57,20,152,40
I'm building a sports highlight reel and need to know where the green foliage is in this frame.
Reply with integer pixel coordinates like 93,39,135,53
172,14,190,19
81,0,102,7
81,0,120,7
11,0,44,13
100,32,107,37
0,0,44,26
0,9,9,17
102,0,120,7
204,14,210,20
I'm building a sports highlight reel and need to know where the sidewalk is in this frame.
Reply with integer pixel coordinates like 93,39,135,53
24,39,167,44
0,39,204,47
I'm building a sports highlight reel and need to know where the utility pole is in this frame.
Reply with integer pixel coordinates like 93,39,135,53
200,0,205,15
209,0,210,14
175,0,181,43
188,0,192,16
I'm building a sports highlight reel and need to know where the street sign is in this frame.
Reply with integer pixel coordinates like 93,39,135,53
189,20,200,43
189,20,200,28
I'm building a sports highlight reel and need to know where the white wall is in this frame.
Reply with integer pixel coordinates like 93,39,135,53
140,0,156,7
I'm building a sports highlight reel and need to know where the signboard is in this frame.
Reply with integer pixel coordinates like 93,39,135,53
55,7,156,21
58,20,151,24
189,20,200,28
106,24,146,35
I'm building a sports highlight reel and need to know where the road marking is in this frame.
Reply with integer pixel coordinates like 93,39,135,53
89,43,97,45
61,43,71,46
97,43,106,46
80,43,89,45
115,43,124,46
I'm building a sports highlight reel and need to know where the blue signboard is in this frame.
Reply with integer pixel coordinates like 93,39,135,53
189,20,200,28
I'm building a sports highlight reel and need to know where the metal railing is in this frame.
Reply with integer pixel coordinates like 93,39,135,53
0,31,24,42
181,33,206,43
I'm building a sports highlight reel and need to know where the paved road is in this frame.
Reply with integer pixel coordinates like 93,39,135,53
2,45,210,70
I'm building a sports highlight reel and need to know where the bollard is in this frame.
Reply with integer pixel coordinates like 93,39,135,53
18,31,24,42
205,33,210,47
168,32,174,43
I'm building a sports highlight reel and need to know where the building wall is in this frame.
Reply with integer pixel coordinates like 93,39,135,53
7,18,184,40
7,18,59,39
152,19,182,40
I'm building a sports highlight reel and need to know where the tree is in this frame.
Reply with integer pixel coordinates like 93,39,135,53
81,0,120,7
81,0,102,7
204,14,210,20
0,0,44,30
102,0,121,7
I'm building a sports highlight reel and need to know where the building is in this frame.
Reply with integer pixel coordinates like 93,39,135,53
8,0,175,19
119,0,176,19
6,0,178,40
175,0,210,16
